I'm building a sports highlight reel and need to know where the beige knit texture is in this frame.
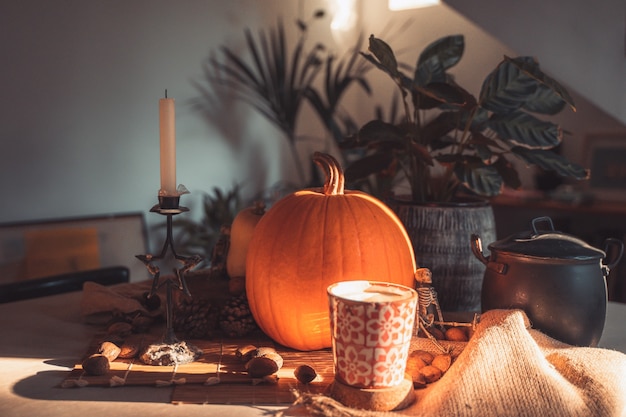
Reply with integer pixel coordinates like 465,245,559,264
292,309,626,417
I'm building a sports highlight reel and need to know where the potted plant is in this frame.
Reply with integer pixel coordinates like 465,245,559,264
193,10,371,189
342,34,589,311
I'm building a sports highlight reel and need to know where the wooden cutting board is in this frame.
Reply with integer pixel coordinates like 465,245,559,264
62,335,335,405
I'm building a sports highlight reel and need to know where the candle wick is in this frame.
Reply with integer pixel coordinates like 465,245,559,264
165,89,168,99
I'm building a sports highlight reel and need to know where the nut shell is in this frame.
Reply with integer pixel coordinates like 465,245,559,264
98,341,121,361
294,364,317,384
431,354,452,373
245,356,279,378
445,327,468,342
82,354,110,376
420,365,442,383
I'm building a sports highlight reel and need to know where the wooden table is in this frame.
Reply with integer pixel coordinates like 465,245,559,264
1,290,625,417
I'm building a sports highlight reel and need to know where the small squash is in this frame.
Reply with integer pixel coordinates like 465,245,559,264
226,201,266,279
246,152,416,351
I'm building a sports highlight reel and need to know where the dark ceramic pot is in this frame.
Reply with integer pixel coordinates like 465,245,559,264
388,197,496,312
472,216,623,347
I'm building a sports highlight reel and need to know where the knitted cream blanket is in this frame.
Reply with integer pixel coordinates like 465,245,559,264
291,309,626,417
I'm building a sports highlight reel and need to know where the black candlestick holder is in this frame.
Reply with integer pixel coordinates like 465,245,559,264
135,192,203,365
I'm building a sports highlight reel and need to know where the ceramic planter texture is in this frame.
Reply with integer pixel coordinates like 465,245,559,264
388,199,496,312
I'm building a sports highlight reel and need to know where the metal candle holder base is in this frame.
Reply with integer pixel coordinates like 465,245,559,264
136,193,203,365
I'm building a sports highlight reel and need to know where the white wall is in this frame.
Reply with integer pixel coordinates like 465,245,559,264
0,1,321,232
1,0,623,243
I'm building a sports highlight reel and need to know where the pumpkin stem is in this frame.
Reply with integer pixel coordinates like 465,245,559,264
313,152,345,196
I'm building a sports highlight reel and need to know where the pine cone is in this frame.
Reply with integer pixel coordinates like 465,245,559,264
173,297,218,339
219,293,258,337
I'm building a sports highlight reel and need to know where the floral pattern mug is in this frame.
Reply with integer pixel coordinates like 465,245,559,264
328,280,418,389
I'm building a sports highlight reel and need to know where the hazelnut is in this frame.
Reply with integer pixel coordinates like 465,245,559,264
431,354,452,373
420,365,442,383
445,327,468,342
82,354,110,376
411,349,434,365
294,364,317,384
246,357,279,378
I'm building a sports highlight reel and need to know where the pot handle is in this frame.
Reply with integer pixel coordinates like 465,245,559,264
602,237,624,275
531,216,555,235
471,234,489,265
471,234,508,274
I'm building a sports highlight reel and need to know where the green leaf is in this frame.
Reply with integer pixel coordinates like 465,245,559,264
413,82,468,109
474,143,493,160
506,56,575,113
512,147,589,179
356,119,405,145
413,55,447,86
487,111,561,149
453,158,503,196
522,82,568,115
367,35,398,76
344,151,395,181
493,156,522,189
417,35,464,70
420,111,459,144
479,59,538,113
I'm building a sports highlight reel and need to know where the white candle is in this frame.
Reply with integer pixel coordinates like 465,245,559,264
159,96,176,196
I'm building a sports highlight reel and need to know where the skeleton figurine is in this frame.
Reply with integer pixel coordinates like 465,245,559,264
415,268,444,331
414,268,480,353
414,268,448,352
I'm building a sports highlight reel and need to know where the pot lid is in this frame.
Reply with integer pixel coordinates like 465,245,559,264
488,217,606,261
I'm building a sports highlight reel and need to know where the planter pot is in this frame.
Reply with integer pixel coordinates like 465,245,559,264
388,197,496,312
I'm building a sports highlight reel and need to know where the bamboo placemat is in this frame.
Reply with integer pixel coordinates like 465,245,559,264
62,334,335,405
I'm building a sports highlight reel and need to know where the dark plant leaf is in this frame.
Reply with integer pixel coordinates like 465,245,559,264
420,111,459,145
512,147,589,180
474,143,493,160
487,111,561,149
412,82,468,109
468,131,502,149
410,142,434,166
344,151,395,181
413,55,447,86
417,34,464,70
522,83,568,115
492,156,522,189
479,59,538,113
355,119,405,146
367,35,399,76
507,56,575,113
453,159,503,196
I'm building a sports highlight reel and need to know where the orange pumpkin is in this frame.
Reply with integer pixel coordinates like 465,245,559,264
246,152,416,351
